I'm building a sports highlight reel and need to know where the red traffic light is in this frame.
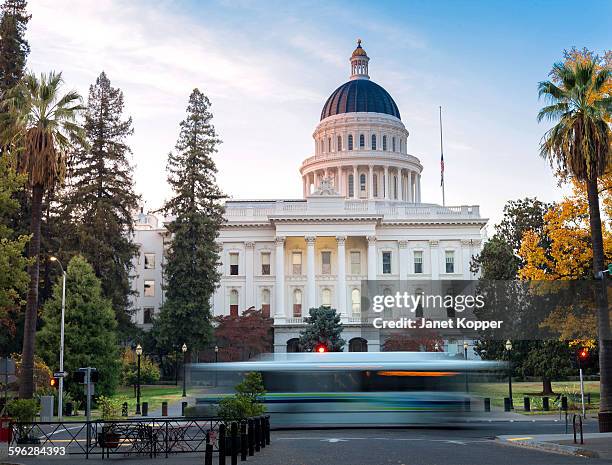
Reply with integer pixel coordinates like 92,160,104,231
314,344,327,353
578,348,589,360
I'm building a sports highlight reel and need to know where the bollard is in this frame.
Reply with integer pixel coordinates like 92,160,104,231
524,397,530,412
205,438,213,465
254,417,261,452
161,401,168,416
248,419,254,456
260,417,266,448
265,415,270,445
504,397,511,412
240,421,247,461
587,393,591,405
561,396,568,411
484,398,491,412
66,402,73,417
121,402,128,417
219,423,226,465
543,397,549,411
181,401,188,417
142,402,149,416
231,422,238,465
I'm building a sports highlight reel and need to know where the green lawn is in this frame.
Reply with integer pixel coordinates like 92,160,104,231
471,380,600,414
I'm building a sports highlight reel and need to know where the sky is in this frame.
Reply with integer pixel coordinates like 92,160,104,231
26,0,612,230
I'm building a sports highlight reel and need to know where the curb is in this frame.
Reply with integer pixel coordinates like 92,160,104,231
495,437,600,458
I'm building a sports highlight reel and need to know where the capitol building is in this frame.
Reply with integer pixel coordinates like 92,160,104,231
131,41,487,354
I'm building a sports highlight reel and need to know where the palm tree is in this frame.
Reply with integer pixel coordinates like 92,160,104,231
2,72,83,398
538,59,612,431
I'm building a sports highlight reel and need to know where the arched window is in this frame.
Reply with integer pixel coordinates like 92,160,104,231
359,173,366,193
293,289,302,317
382,135,387,151
328,137,331,152
393,175,398,199
351,289,361,315
373,174,378,197
337,135,342,151
359,134,365,149
349,337,368,352
399,139,402,153
230,289,239,317
348,174,354,198
320,139,324,153
322,288,331,308
392,137,396,152
287,338,300,353
371,134,377,150
348,134,353,151
261,289,270,318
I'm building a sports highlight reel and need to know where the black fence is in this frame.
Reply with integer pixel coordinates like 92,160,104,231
9,415,271,461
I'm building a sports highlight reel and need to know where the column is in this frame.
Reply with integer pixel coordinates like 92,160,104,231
416,174,421,202
407,171,413,202
383,166,389,200
367,236,377,280
461,239,472,279
306,236,316,311
353,165,358,198
314,171,320,191
274,237,285,317
429,240,439,280
302,177,307,198
398,169,403,201
336,236,347,315
398,240,409,279
368,165,374,200
245,242,255,308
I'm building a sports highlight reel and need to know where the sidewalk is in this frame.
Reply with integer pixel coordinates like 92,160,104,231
497,432,612,459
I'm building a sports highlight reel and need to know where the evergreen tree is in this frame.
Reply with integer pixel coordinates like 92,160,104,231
0,0,30,95
37,255,120,399
299,306,345,352
63,71,139,334
152,89,225,356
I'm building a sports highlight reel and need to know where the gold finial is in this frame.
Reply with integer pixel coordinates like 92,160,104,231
357,38,362,47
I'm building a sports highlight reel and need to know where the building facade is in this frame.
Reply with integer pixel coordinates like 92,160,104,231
131,41,487,354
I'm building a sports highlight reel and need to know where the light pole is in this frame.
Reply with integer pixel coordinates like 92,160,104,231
49,256,66,421
214,345,219,387
463,341,469,392
135,344,142,415
505,339,513,409
434,342,439,352
182,343,187,397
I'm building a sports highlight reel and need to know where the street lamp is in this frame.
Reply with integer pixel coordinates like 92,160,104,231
214,345,219,387
434,342,439,352
463,341,469,392
49,256,66,421
135,344,142,415
182,343,188,397
505,339,513,409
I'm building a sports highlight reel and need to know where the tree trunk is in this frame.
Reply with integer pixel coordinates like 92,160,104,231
18,184,44,399
542,377,554,395
586,176,612,430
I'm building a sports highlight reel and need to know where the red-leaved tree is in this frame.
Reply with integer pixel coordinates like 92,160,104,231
214,308,273,361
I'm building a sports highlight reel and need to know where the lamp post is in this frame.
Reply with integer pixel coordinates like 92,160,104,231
214,345,219,387
463,341,469,392
182,343,187,397
135,344,142,415
49,257,66,421
505,339,513,409
434,342,439,352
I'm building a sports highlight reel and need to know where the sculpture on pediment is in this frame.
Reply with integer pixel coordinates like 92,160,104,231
312,177,339,196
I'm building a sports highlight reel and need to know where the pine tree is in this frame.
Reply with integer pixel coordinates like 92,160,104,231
299,306,346,352
152,89,225,356
37,255,120,399
63,71,139,334
0,0,30,95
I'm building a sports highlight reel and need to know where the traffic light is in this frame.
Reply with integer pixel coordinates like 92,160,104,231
314,343,328,353
50,377,59,389
578,348,589,361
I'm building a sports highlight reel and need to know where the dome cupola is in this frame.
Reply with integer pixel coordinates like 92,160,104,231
350,39,369,79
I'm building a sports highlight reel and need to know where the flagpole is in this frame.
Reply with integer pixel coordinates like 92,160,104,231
439,106,445,206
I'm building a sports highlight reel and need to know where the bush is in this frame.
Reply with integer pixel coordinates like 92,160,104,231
6,399,38,423
10,353,52,394
97,395,122,421
120,349,160,386
216,372,266,422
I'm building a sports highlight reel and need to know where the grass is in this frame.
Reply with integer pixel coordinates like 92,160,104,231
471,381,600,414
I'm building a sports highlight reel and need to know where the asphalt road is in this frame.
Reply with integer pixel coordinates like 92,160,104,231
3,420,609,465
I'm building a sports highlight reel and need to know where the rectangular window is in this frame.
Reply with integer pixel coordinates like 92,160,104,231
382,252,392,274
321,251,331,275
230,252,239,275
445,250,455,273
261,252,271,275
144,280,155,297
144,253,155,269
143,307,154,324
292,251,302,275
350,251,361,275
414,251,423,274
